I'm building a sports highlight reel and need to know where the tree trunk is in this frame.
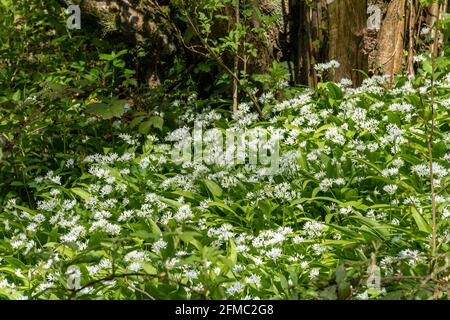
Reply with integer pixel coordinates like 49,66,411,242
327,0,368,84
289,0,367,86
289,0,311,85
375,0,406,76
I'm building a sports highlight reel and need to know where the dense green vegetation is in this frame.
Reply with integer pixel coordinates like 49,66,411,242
0,0,449,300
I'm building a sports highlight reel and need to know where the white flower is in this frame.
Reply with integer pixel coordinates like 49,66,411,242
412,162,447,179
388,103,413,114
293,235,305,244
226,281,244,295
339,78,353,87
65,159,75,168
253,257,263,266
319,178,334,191
381,167,399,178
392,158,404,167
174,205,194,222
312,243,328,256
152,239,167,254
265,247,282,261
118,133,139,145
60,226,86,243
46,171,62,185
303,221,326,239
245,274,261,288
324,127,345,145
314,60,340,73
184,269,200,281
118,210,134,222
356,290,369,300
411,164,429,177
89,219,121,235
207,224,235,242
309,268,320,279
139,157,151,169
420,27,430,35
339,206,353,215
232,265,244,274
398,249,426,266
383,184,398,195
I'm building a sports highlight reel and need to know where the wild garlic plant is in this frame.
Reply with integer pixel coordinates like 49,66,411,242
1,70,450,300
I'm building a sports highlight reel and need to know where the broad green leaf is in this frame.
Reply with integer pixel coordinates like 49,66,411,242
410,206,432,233
204,180,223,198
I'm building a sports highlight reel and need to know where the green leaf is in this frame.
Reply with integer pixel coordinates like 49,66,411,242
99,53,115,61
138,120,153,135
12,205,36,215
326,82,343,100
141,263,157,275
148,116,164,130
2,257,27,270
139,116,164,134
351,216,390,240
229,239,237,264
130,115,146,129
204,180,223,198
335,264,346,284
410,206,432,233
86,99,128,119
71,188,91,200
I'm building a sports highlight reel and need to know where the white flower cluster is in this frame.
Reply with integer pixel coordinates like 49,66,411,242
314,60,340,74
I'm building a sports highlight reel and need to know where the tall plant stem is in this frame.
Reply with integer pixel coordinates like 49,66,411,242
233,0,240,113
428,11,440,257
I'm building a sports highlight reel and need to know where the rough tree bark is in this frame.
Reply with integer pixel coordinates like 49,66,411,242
289,0,367,86
327,0,368,84
288,0,448,86
376,0,406,76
